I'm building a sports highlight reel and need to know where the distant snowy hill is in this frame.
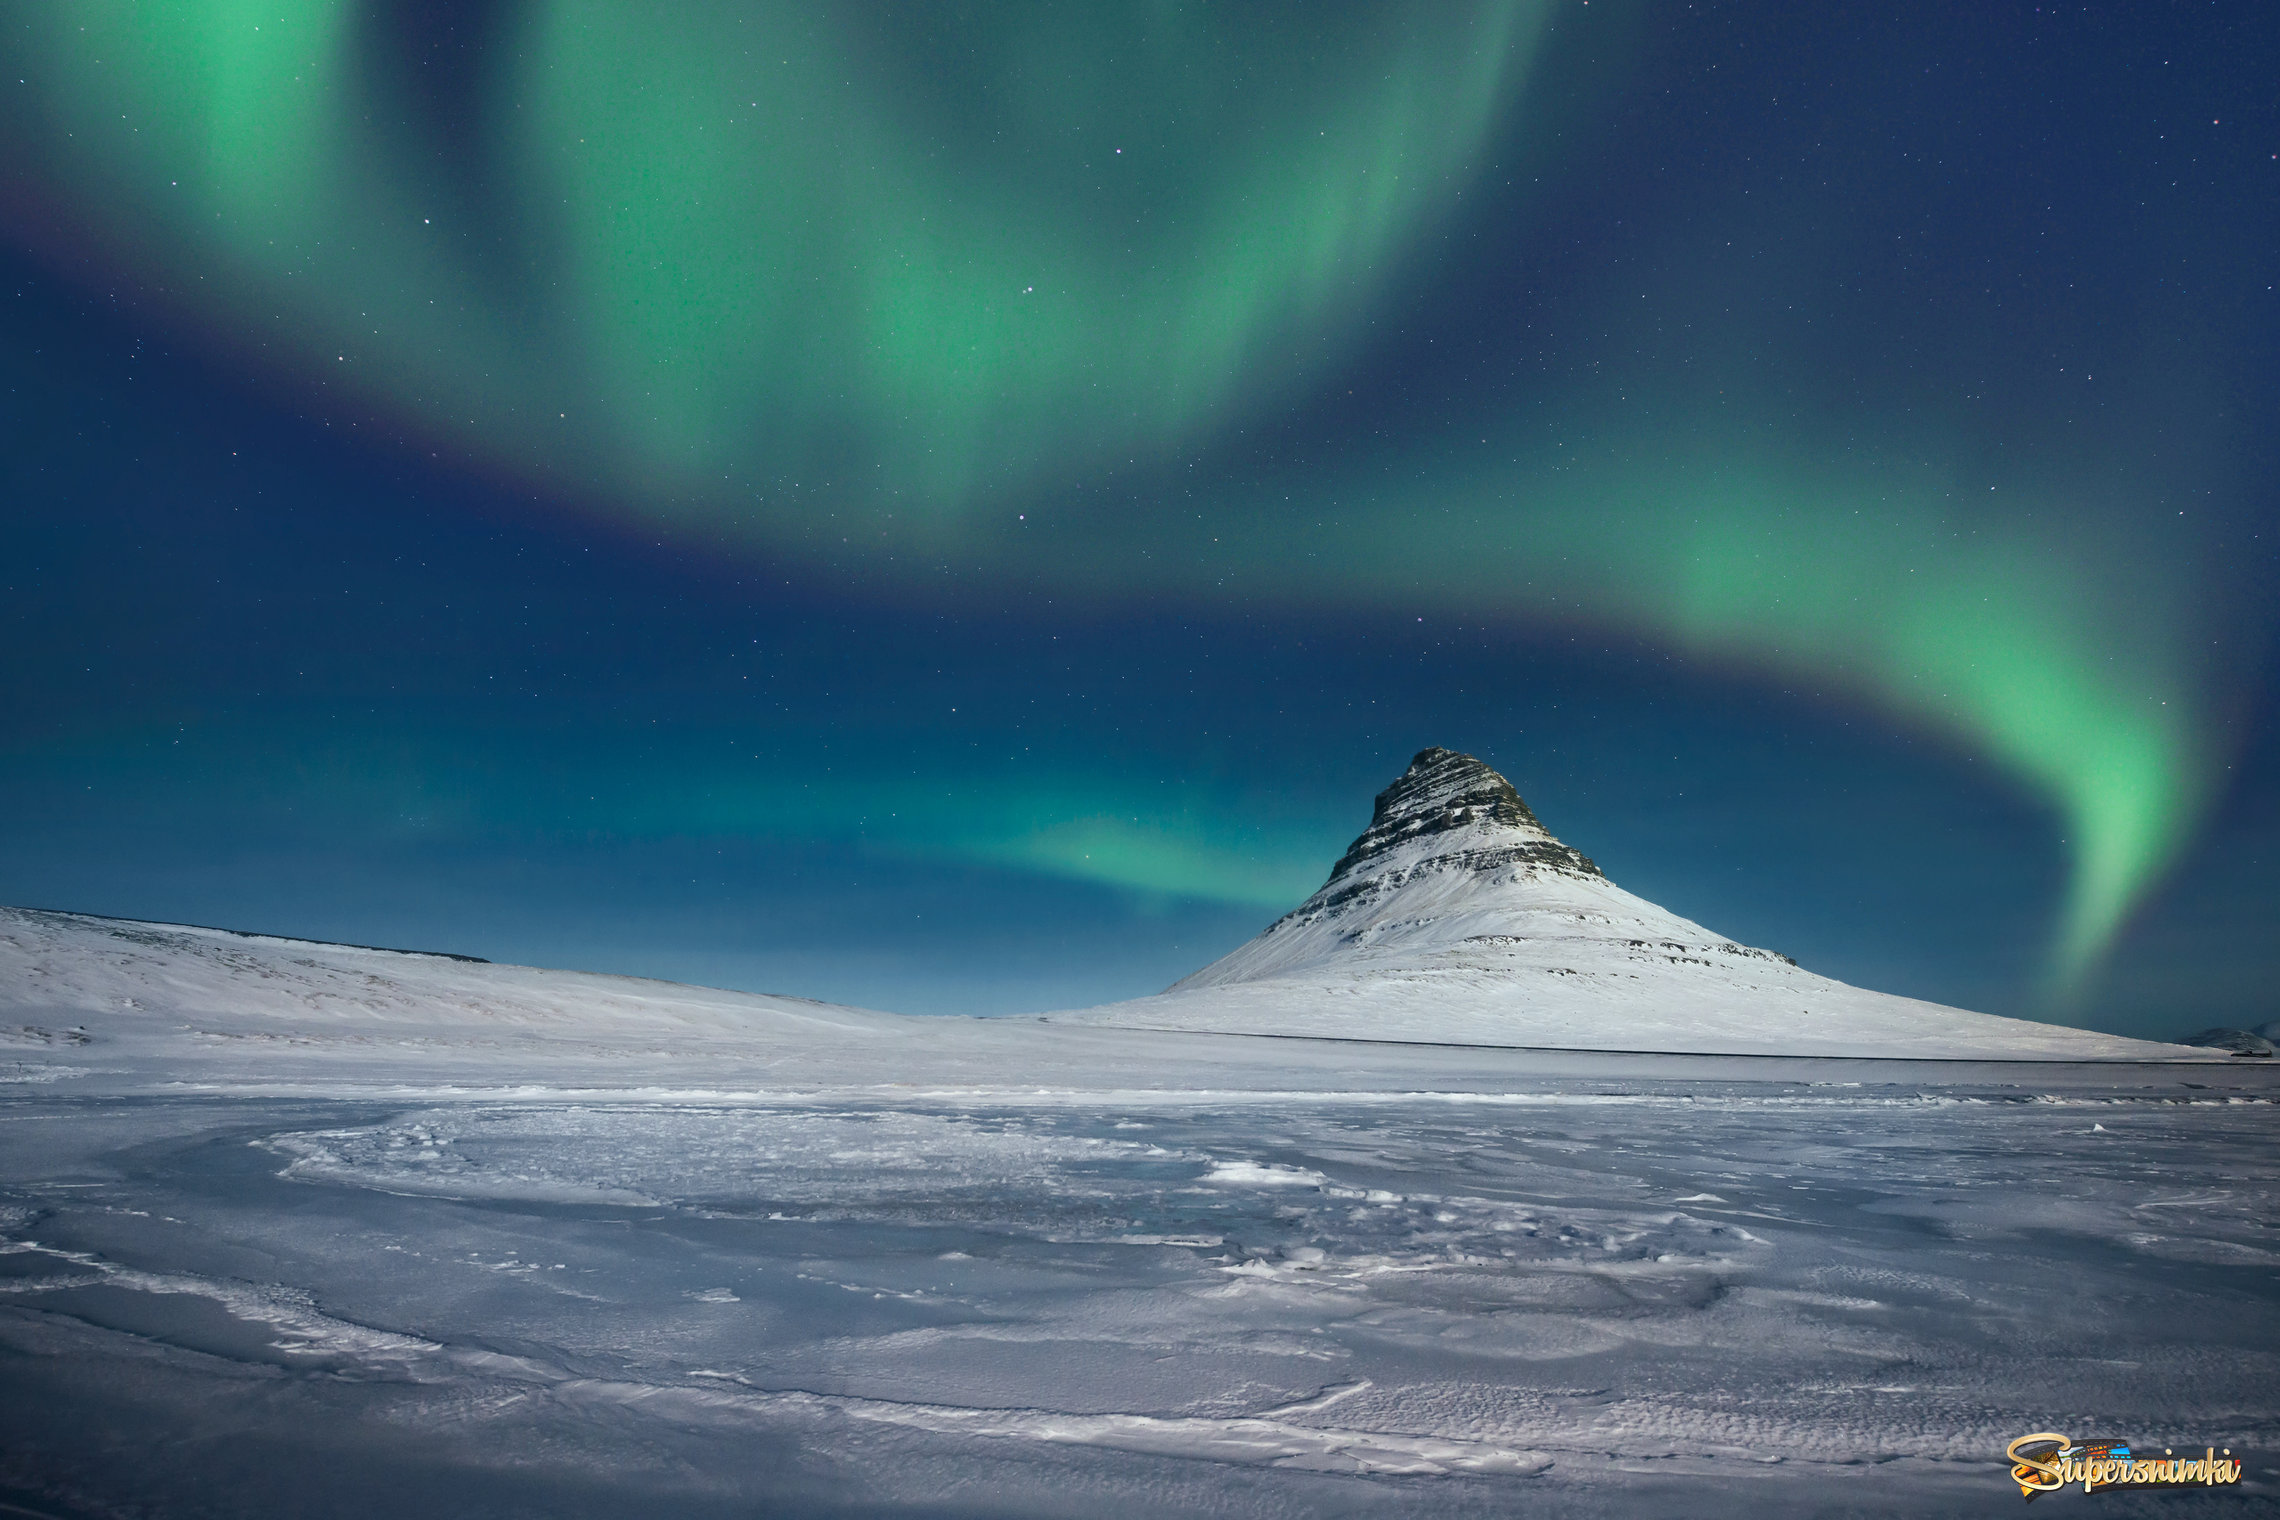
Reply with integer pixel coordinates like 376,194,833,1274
0,905,922,1088
1063,748,2203,1060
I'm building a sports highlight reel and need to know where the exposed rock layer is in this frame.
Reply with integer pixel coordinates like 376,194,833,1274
1302,748,1601,924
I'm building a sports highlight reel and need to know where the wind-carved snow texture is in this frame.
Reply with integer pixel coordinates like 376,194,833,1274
1075,748,2200,1060
2,1084,2276,1517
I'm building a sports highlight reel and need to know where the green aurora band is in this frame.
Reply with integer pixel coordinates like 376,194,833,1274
0,1,2246,990
7,1,1545,503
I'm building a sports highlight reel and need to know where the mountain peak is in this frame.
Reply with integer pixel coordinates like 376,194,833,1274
1322,746,1602,893
1131,748,2212,1062
1162,744,1671,992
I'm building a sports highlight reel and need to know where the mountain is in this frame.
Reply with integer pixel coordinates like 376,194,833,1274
1062,748,2199,1060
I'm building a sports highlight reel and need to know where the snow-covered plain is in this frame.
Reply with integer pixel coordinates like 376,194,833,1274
1,903,2275,1517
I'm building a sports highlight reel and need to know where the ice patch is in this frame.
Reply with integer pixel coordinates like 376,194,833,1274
612,1378,1550,1476
1201,1161,1325,1188
833,1395,1549,1475
261,1107,1174,1212
0,1239,439,1363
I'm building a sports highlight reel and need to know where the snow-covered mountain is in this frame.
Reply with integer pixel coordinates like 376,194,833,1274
1065,748,2198,1060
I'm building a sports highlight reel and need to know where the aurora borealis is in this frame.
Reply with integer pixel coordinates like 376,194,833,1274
2,3,2274,1031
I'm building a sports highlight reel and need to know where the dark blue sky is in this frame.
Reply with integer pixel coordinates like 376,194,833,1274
3,3,2274,1035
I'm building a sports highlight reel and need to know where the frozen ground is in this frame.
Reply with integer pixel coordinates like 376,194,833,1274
1,907,2275,1516
5,1067,2278,1514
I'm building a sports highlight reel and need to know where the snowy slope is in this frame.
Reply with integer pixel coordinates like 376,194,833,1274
0,904,920,1087
1065,748,2204,1060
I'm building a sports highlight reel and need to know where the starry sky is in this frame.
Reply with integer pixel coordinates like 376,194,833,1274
2,2,2274,1036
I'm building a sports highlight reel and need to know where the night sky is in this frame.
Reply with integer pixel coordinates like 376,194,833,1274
2,3,2273,1036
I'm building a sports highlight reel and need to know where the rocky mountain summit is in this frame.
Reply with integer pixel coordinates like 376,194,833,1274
1317,746,1603,902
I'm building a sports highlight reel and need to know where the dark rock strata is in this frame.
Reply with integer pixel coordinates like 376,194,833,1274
1256,748,1606,934
1325,747,1602,886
